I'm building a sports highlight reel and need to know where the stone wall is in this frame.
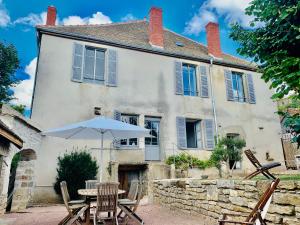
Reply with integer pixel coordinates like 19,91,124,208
150,179,300,225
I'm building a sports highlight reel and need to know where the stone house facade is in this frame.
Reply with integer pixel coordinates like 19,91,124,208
30,6,284,202
0,105,41,213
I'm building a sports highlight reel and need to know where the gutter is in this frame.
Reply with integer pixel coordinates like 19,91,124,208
36,28,257,72
209,57,219,142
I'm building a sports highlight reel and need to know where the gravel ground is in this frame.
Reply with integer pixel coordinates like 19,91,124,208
1,204,216,225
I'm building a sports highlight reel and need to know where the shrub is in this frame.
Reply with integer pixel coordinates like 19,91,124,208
166,153,210,170
54,150,98,199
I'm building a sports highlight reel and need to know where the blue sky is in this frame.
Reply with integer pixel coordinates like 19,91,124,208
0,0,253,116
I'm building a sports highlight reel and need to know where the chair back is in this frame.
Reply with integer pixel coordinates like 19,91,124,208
96,182,119,214
85,180,98,189
246,178,280,224
132,181,144,212
60,181,71,213
127,180,139,201
245,149,262,168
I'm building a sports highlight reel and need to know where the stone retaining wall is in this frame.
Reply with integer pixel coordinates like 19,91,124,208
150,179,300,225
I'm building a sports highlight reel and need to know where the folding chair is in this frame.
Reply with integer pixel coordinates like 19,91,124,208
244,150,281,180
93,182,119,225
118,180,139,217
59,181,89,225
219,178,280,225
118,181,144,225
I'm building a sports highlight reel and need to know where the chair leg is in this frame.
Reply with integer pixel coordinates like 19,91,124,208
244,170,260,180
264,170,276,180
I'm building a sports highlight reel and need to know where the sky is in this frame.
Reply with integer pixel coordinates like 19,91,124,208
0,0,255,116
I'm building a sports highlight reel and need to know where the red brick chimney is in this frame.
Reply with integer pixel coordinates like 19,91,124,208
46,6,56,26
205,22,222,58
149,7,164,48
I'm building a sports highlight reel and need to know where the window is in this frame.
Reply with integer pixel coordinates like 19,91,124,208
120,114,138,147
145,119,160,146
183,64,198,96
231,72,245,102
186,119,201,148
83,46,105,84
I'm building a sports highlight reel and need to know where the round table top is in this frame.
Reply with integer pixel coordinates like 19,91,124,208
78,189,126,197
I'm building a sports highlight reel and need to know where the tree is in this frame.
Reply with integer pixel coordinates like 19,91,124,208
54,150,98,199
0,42,20,103
10,104,26,115
230,0,300,146
210,137,246,178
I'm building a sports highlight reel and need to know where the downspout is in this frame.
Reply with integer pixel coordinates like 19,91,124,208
209,57,219,143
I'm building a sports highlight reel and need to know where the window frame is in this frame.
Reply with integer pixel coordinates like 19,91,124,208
182,63,198,97
231,71,246,103
82,45,106,85
120,114,139,148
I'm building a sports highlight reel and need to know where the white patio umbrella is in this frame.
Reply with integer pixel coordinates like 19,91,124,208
42,117,151,181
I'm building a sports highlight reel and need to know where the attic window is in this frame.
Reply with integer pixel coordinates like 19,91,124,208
175,41,184,47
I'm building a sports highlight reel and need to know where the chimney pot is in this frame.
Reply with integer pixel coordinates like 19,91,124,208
46,6,56,26
149,7,164,48
205,22,222,58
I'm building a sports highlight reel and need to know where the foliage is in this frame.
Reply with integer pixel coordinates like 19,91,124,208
278,97,300,147
0,42,20,103
54,150,98,199
166,153,211,170
10,152,21,172
230,0,300,100
11,104,26,115
209,137,246,177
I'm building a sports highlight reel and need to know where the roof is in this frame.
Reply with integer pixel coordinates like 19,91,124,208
0,120,23,149
37,20,257,71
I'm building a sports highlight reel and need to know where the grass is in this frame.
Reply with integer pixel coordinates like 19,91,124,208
253,174,300,181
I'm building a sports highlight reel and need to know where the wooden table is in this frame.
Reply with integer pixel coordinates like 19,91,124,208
78,189,126,225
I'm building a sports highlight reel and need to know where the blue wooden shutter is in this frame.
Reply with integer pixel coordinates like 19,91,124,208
113,110,121,148
72,43,84,82
107,49,117,86
175,61,183,95
83,47,95,80
224,69,234,101
199,65,209,98
246,73,256,104
95,50,105,82
176,117,187,148
204,119,214,149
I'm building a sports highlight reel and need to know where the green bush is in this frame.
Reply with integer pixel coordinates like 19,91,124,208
54,150,98,199
166,153,211,170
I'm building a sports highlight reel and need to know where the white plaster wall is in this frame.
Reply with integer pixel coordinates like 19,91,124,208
30,34,284,202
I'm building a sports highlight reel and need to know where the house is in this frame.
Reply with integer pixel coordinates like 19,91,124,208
30,6,284,202
0,105,41,213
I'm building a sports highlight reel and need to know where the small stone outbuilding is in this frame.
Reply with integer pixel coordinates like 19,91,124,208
0,105,41,214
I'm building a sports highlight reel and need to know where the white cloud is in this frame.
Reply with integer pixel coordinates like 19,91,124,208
11,57,37,108
121,13,137,22
14,11,47,26
63,12,112,25
185,0,255,35
14,11,112,27
0,0,10,27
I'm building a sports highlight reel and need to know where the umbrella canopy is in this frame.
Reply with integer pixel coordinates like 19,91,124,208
43,117,150,139
43,116,151,182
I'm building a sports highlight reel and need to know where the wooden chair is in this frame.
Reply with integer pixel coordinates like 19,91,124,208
118,180,139,211
59,181,89,225
93,182,119,225
86,180,98,189
118,181,144,225
244,149,281,180
219,178,280,225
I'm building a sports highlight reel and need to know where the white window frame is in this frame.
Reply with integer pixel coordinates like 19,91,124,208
182,63,198,96
120,114,139,148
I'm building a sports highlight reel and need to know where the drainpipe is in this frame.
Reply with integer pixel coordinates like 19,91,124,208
209,57,219,143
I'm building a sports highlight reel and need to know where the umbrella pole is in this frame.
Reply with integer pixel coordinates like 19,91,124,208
100,131,104,182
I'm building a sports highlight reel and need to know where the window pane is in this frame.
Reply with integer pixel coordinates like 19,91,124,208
231,73,238,100
83,48,95,79
183,65,190,95
95,50,105,81
237,75,245,102
145,137,151,145
186,121,197,148
189,66,197,96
